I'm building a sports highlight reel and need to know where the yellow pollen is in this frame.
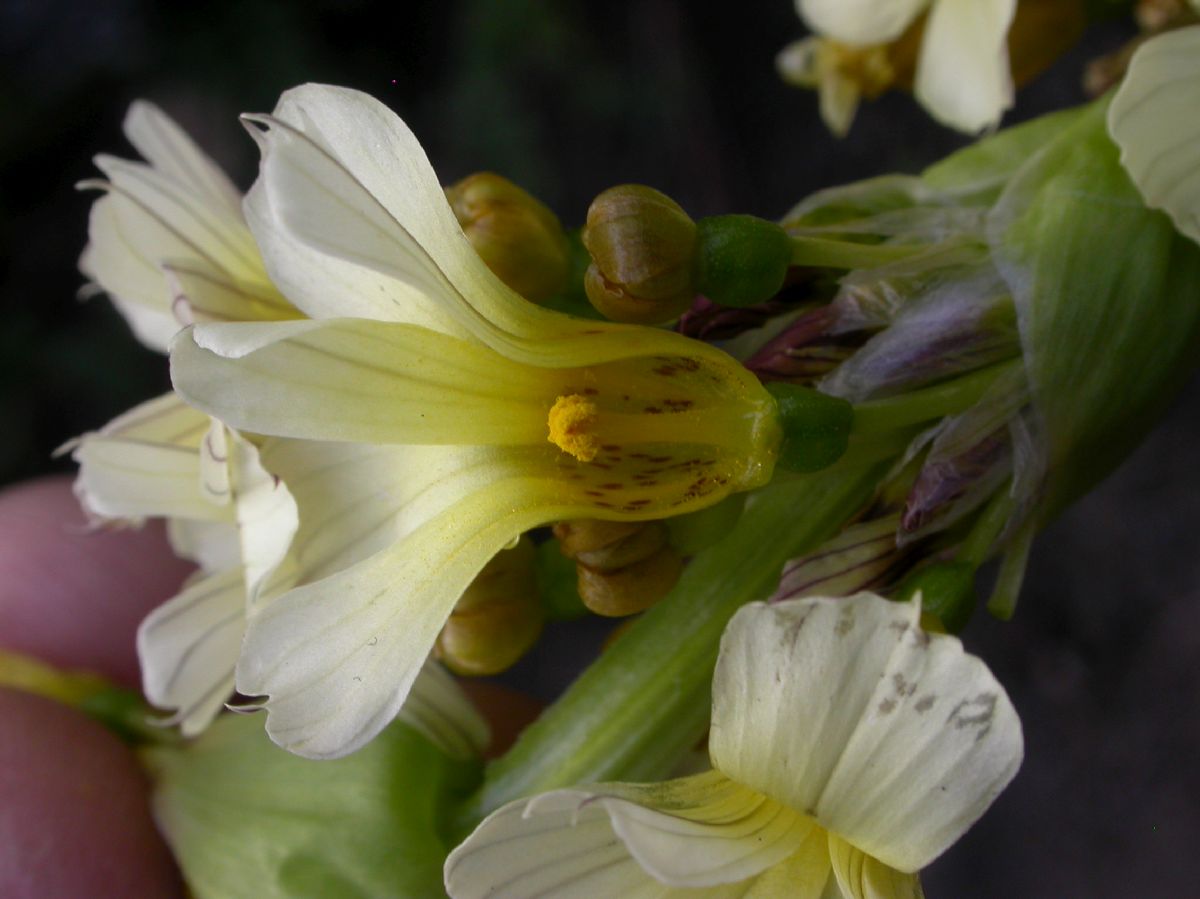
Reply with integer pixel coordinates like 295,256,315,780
548,394,601,462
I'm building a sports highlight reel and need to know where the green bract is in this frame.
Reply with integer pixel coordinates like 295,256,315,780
144,714,481,899
988,100,1200,514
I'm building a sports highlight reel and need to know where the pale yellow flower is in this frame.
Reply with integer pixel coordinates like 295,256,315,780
169,84,782,758
446,592,1022,898
70,101,488,757
793,0,1016,133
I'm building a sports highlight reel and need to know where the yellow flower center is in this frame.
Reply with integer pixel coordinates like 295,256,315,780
547,394,601,462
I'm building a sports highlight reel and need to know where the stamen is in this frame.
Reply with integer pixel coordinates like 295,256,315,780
548,394,601,462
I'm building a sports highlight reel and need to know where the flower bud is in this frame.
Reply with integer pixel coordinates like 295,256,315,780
553,519,684,617
446,172,570,303
575,547,684,617
764,382,853,473
693,215,793,309
436,536,544,676
581,185,697,323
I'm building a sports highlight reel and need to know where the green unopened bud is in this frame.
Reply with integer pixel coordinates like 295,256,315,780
446,172,570,303
693,214,792,308
436,536,544,676
765,382,853,472
581,184,697,323
895,561,977,634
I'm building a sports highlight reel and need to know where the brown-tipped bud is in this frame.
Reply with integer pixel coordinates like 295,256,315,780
581,185,697,324
446,172,570,303
554,518,684,616
576,547,684,617
436,536,544,676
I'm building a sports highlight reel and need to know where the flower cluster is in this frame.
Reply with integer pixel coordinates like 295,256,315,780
48,13,1200,897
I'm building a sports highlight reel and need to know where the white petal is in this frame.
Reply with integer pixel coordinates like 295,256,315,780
797,0,927,45
445,791,670,898
599,773,820,888
122,100,243,221
246,84,535,339
162,259,296,325
94,153,262,282
243,84,697,368
234,444,580,758
1107,26,1200,245
709,593,1022,872
445,774,827,897
914,0,1015,133
78,192,187,351
827,835,924,899
68,392,227,524
171,319,550,446
167,517,241,573
228,433,298,598
199,418,232,505
138,566,244,735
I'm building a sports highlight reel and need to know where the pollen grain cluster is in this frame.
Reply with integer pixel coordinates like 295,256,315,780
547,394,601,462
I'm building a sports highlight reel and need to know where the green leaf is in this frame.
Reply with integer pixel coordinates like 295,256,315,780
143,714,481,899
987,100,1200,514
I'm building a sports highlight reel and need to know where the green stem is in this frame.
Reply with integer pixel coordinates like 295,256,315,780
789,235,923,269
958,484,1015,567
451,463,882,838
851,361,1019,435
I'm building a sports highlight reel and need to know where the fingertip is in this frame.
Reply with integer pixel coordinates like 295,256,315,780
0,688,184,898
0,476,194,687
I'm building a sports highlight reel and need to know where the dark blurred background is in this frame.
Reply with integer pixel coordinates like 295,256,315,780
1,1,1195,895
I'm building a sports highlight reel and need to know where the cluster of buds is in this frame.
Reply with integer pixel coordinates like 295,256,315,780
580,185,793,324
552,519,683,617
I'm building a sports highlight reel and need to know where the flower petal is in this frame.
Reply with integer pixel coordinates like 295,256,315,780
797,0,927,46
827,835,924,899
93,153,262,282
79,192,189,351
167,518,241,573
709,592,1022,872
234,444,580,758
445,772,828,897
138,566,243,736
67,392,226,524
172,319,552,446
80,102,292,351
121,100,243,223
445,790,672,898
173,319,779,515
597,772,821,888
1107,26,1200,245
914,0,1015,133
